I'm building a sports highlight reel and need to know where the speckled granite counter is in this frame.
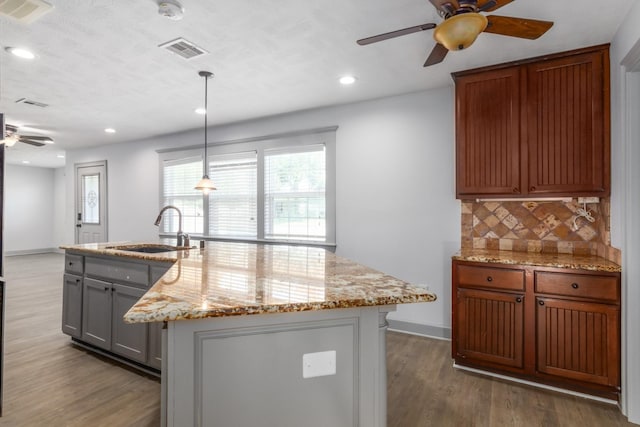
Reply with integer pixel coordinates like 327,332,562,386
62,241,436,323
453,248,621,272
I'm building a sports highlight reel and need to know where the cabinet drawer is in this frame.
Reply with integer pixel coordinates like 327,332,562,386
65,254,84,275
457,264,525,291
534,271,619,302
85,257,149,287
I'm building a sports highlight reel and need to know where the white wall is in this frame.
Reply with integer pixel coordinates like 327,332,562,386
65,87,460,331
52,167,66,252
5,164,56,254
610,2,640,422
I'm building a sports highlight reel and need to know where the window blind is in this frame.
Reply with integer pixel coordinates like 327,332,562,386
161,157,204,234
208,152,257,238
264,145,326,241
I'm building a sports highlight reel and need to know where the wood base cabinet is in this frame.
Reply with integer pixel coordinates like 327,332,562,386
452,259,621,400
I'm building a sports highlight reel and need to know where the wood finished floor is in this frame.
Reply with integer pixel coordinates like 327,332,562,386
0,253,635,426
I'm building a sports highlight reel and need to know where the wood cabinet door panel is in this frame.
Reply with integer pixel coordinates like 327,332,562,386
456,288,525,369
526,50,609,195
536,297,619,387
455,67,522,197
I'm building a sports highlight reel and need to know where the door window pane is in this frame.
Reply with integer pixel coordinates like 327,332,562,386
82,174,100,224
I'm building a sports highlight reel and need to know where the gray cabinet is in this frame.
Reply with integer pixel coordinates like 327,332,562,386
148,321,163,370
111,284,148,363
62,274,83,338
63,251,172,373
81,277,112,350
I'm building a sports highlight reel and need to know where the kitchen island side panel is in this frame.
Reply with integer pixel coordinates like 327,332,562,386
165,306,393,427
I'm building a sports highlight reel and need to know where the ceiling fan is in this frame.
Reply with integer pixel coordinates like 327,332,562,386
0,114,54,147
357,0,554,67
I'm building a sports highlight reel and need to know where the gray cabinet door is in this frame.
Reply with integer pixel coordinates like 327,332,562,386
111,283,148,363
81,278,112,350
62,274,83,338
147,321,163,370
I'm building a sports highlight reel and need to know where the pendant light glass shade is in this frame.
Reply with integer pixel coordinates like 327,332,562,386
433,13,488,51
195,70,216,193
195,176,216,194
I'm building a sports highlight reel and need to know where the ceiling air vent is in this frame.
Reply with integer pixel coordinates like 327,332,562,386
15,97,49,108
0,0,53,24
158,37,208,60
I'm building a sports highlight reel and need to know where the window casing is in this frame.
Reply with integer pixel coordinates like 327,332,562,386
158,127,336,246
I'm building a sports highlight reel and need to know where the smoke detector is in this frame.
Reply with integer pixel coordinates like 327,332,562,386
158,0,184,21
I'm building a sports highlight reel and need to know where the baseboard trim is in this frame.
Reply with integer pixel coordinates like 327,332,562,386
5,248,58,257
387,319,451,341
453,363,619,406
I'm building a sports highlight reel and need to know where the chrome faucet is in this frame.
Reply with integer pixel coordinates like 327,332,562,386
154,205,190,247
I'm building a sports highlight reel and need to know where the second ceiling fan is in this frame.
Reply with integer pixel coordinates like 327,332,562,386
357,0,554,67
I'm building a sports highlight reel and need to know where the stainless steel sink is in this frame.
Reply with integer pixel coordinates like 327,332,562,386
106,244,189,253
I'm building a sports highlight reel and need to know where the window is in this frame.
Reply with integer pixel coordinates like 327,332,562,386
209,152,257,238
264,146,326,241
160,157,204,234
158,127,336,245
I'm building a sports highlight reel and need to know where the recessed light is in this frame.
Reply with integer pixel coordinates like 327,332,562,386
104,128,116,134
195,108,206,115
22,160,30,164
5,47,35,59
339,75,357,85
57,154,65,159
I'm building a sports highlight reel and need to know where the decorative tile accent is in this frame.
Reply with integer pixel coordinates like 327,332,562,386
460,198,620,262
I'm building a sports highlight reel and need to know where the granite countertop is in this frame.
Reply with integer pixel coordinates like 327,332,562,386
60,241,191,263
453,248,621,273
62,241,436,323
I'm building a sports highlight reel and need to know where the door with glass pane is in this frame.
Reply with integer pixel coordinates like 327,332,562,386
75,161,108,244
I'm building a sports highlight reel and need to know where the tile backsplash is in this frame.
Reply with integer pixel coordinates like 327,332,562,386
460,198,621,264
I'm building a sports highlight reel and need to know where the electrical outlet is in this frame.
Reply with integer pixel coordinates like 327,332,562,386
578,197,600,204
303,350,336,379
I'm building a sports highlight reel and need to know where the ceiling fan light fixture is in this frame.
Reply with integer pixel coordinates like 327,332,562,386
2,134,19,147
433,13,488,51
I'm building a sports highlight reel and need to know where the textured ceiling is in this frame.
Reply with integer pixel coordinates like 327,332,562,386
0,0,636,167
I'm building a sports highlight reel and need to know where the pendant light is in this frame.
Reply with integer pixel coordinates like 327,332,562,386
194,70,217,194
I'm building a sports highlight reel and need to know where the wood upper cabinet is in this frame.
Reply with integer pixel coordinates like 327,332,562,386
453,44,610,199
526,50,609,195
455,66,522,196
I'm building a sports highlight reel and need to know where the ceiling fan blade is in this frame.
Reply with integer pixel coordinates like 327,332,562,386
424,43,449,67
357,23,437,45
484,15,553,39
477,0,513,12
18,139,46,147
18,135,54,142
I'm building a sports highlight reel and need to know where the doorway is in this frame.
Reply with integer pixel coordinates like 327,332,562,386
75,161,108,244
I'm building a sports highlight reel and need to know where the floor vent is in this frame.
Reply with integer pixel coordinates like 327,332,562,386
15,98,49,108
158,37,208,60
0,0,53,24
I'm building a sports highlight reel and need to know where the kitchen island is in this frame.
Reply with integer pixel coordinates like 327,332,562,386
64,241,436,427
